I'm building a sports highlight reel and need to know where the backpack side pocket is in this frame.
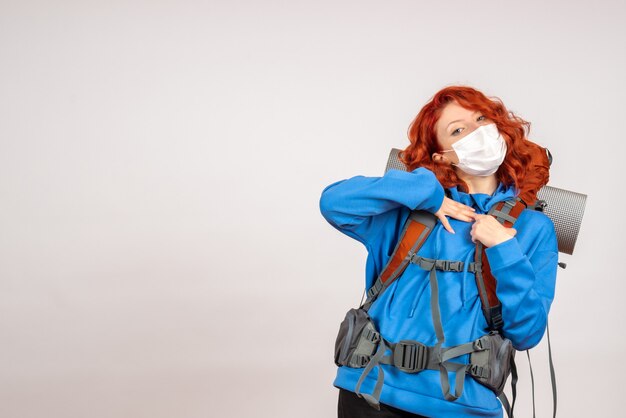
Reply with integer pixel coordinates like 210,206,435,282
334,308,379,367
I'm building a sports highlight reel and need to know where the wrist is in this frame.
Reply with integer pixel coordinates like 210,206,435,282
491,233,514,248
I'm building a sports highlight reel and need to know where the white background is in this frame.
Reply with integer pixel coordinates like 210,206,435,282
1,1,624,417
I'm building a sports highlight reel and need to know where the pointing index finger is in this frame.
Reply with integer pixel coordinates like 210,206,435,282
437,213,455,234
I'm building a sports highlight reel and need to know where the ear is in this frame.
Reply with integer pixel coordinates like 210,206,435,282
432,152,448,164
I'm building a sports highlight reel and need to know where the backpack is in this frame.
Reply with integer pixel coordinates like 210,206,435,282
333,148,587,417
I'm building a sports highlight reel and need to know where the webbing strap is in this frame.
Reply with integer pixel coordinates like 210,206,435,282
498,393,512,418
495,197,526,228
493,200,517,225
510,355,518,418
422,261,469,401
425,263,445,346
474,240,495,328
441,339,487,363
354,339,390,411
497,354,518,418
376,339,488,379
520,324,557,418
527,350,536,418
548,321,557,418
439,361,469,401
490,210,518,225
366,279,384,301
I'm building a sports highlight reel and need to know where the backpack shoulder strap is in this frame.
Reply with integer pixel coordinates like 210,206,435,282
361,210,436,311
475,198,527,330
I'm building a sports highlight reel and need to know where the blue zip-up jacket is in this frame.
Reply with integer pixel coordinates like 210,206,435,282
319,167,558,418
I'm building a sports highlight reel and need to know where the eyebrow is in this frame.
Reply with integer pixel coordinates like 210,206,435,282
447,111,480,128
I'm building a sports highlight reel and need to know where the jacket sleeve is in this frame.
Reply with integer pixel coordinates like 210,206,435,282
485,213,559,350
319,167,445,248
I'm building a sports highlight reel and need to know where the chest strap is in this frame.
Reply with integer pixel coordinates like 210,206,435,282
364,255,479,306
409,254,479,273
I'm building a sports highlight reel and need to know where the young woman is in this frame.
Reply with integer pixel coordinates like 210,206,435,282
319,86,558,418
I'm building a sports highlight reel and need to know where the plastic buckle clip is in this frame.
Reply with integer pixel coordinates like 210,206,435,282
447,261,463,272
394,340,428,373
436,260,463,272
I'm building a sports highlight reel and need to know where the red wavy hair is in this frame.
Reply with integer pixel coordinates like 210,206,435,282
401,85,547,195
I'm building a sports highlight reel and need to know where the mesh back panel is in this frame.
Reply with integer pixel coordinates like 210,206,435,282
385,148,587,255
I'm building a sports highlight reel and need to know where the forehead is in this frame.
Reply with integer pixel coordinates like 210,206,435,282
437,102,477,127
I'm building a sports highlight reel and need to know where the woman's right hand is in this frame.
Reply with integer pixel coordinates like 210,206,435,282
434,197,476,234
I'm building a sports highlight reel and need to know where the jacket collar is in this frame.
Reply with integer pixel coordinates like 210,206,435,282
446,183,518,214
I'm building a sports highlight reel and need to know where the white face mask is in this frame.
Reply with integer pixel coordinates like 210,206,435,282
440,123,507,176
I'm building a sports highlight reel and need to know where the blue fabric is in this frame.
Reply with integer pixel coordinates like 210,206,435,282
319,167,558,418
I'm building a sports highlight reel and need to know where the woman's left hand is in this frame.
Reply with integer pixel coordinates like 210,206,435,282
470,214,517,247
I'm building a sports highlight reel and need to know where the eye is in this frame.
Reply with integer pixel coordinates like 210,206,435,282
451,128,462,136
477,115,486,122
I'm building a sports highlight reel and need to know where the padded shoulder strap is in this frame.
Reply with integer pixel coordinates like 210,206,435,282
475,198,527,330
361,210,436,311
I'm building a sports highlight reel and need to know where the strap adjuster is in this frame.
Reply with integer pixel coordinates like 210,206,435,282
472,336,491,351
468,364,490,379
364,329,380,343
429,259,464,272
488,307,504,331
352,354,371,367
393,340,428,373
